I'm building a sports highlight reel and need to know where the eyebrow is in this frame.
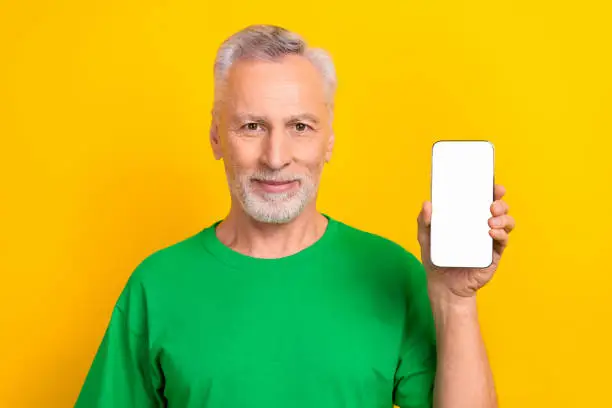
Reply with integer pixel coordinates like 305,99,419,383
287,114,320,125
231,113,321,125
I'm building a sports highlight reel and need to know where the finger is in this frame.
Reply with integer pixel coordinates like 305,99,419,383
494,184,506,201
488,214,516,232
491,229,509,254
490,199,509,217
489,228,509,249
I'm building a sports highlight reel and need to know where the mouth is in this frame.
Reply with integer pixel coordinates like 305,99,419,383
252,179,300,194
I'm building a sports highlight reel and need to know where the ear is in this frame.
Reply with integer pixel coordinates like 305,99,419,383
210,114,223,160
325,130,335,163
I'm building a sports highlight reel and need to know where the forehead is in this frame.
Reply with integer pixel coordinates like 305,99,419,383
223,55,328,115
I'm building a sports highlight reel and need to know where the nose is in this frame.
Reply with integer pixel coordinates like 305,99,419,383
261,127,292,170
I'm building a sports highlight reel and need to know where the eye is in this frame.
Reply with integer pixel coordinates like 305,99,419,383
294,122,311,133
245,122,260,131
239,122,265,135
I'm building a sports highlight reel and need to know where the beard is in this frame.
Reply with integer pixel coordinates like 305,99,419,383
229,167,321,224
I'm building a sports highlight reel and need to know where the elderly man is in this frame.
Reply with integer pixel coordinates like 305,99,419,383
75,24,514,408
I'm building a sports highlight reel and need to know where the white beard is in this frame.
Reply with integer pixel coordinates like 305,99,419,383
230,169,320,224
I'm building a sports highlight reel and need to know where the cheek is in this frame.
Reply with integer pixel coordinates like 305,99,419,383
293,139,327,169
225,137,262,170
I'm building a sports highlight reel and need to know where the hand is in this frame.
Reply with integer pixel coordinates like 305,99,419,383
417,184,515,298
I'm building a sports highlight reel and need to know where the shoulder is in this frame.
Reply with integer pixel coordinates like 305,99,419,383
330,217,429,308
115,230,205,310
331,217,425,274
133,230,203,278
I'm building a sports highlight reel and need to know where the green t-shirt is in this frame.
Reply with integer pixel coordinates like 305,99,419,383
75,215,437,408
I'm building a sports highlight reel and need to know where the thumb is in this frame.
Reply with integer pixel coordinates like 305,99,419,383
417,201,432,244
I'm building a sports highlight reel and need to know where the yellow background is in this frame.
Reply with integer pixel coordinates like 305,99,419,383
2,1,611,407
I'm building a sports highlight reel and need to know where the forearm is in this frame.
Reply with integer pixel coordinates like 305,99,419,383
429,286,497,408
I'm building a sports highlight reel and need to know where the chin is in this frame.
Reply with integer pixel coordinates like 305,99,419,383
242,196,310,225
250,214,296,224
246,209,299,224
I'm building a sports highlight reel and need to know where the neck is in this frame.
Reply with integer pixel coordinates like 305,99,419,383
215,203,328,259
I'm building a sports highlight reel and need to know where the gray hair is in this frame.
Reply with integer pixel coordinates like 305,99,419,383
212,24,337,114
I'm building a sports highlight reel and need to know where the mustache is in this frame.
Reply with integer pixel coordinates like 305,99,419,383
247,170,304,182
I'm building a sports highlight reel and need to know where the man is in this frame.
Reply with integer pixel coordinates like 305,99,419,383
75,25,515,408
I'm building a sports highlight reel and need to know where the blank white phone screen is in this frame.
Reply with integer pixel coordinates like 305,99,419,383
430,141,495,268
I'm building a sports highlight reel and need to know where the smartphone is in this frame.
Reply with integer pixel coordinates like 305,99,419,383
430,140,495,268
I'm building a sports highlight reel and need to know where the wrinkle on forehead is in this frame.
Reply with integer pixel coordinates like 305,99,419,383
222,55,329,117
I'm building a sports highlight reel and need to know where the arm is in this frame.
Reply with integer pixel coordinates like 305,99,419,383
74,306,163,407
429,287,497,408
416,184,515,408
75,264,165,408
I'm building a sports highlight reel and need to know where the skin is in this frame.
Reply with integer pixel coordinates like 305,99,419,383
210,54,334,258
210,53,515,408
418,185,515,408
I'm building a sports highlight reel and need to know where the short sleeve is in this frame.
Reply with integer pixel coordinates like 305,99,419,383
75,266,164,407
392,252,437,408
